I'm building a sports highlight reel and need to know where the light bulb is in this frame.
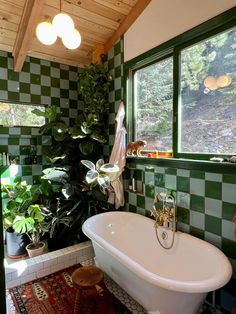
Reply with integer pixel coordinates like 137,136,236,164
62,28,81,49
36,22,57,45
52,13,74,38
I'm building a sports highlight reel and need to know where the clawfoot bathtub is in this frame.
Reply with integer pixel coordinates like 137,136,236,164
82,211,232,314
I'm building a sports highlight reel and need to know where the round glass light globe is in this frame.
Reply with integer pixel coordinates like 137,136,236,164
216,75,232,88
203,76,217,89
36,22,57,45
62,29,81,49
52,13,74,38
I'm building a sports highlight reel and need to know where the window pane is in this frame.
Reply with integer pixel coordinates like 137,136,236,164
134,57,173,151
179,27,236,154
0,102,45,127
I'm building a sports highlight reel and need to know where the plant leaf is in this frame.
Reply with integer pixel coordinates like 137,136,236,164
100,163,119,173
81,160,95,170
97,174,110,188
13,216,34,234
85,170,99,184
96,159,104,171
79,141,94,155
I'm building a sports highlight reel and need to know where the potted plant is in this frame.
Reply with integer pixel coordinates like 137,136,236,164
2,178,39,258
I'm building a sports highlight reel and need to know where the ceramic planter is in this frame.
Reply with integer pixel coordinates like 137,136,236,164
6,230,29,258
26,241,45,258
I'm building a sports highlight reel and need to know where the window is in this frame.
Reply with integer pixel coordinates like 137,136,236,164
134,57,173,151
0,102,45,127
179,27,236,155
128,16,236,159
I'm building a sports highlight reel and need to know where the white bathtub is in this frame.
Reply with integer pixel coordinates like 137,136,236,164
82,211,232,314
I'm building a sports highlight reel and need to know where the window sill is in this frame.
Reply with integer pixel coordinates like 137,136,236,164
126,156,236,174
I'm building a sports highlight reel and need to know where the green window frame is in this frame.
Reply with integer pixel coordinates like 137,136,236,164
125,7,236,161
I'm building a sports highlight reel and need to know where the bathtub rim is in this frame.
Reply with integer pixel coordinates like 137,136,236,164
82,211,232,293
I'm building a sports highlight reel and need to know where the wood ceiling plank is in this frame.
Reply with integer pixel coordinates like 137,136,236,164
0,0,26,8
105,0,151,52
0,36,15,47
0,2,23,16
0,43,13,52
60,1,119,30
28,50,91,68
46,0,126,24
121,0,138,6
94,0,133,15
0,28,17,40
0,20,19,32
12,0,44,72
0,11,21,25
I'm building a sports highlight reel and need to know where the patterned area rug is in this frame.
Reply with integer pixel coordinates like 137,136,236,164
9,264,132,314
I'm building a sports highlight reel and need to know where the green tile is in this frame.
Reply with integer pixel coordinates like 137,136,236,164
154,173,165,187
8,138,20,145
223,174,236,184
145,209,152,218
51,97,60,106
108,58,114,69
20,82,30,93
115,89,121,101
8,69,19,81
129,204,137,213
51,62,60,68
190,194,205,212
0,56,8,68
177,176,190,193
114,41,121,55
145,184,154,198
190,170,205,179
41,86,50,96
21,61,30,72
177,207,190,224
109,124,115,134
205,214,221,235
30,57,40,64
222,238,236,259
137,194,145,208
165,168,176,175
133,169,142,180
51,78,60,88
115,66,121,78
30,73,40,84
8,92,19,101
22,165,32,176
60,69,69,80
60,89,69,98
69,100,77,109
20,146,30,155
41,65,50,76
61,108,69,117
222,202,236,221
189,226,204,239
205,181,222,200
0,79,7,90
21,127,31,135
69,81,77,91
31,94,41,103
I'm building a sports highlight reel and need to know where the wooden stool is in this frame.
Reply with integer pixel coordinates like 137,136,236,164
72,266,104,314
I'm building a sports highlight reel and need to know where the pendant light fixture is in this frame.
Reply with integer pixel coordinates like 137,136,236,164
36,0,81,49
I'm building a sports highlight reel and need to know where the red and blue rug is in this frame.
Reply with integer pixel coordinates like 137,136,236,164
9,264,132,314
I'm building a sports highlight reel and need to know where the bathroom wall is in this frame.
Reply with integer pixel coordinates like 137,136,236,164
124,0,236,62
107,35,236,313
0,51,83,185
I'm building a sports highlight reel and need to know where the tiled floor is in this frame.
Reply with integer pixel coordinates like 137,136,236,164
6,257,146,314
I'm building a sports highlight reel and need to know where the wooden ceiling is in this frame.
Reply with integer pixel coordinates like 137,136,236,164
0,0,151,71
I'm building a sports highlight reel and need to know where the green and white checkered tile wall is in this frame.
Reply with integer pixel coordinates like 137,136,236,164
0,51,83,184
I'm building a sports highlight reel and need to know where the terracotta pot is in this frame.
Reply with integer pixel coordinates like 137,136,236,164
26,241,45,258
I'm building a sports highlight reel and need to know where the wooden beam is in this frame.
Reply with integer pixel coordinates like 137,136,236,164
104,0,151,53
12,0,44,72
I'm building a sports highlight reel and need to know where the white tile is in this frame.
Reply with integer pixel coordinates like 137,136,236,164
37,267,51,278
177,191,190,209
6,279,21,289
222,219,235,241
177,169,190,177
204,231,221,248
190,178,205,196
28,262,44,273
51,262,65,273
205,172,222,182
222,183,236,204
165,174,176,190
190,211,205,229
20,272,36,284
205,197,222,218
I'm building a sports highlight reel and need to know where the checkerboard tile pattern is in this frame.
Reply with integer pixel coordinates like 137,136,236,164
105,37,124,159
0,51,82,185
125,162,236,260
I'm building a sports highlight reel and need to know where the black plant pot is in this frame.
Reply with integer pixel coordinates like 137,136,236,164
6,230,29,258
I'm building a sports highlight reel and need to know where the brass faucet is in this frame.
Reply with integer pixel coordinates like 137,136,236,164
150,193,176,232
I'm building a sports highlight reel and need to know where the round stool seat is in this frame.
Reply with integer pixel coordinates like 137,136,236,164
72,265,104,290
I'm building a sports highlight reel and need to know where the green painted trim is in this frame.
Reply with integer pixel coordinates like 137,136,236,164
125,7,236,69
126,157,236,174
0,191,6,314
